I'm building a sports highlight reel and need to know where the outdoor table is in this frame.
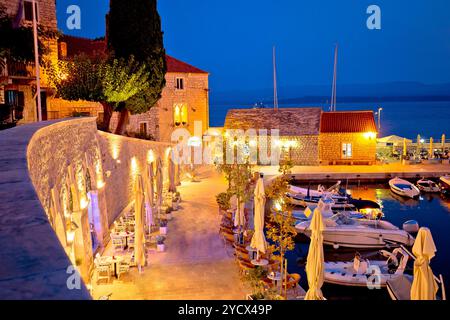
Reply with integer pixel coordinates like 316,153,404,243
267,272,282,287
103,256,124,278
245,246,258,260
251,259,269,267
114,232,134,249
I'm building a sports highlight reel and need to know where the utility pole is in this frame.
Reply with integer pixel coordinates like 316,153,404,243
273,46,279,111
32,0,42,122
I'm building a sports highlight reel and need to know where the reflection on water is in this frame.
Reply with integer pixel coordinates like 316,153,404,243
289,184,450,300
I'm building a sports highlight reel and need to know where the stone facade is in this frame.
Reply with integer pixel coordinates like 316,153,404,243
319,132,377,165
110,71,209,143
0,118,176,298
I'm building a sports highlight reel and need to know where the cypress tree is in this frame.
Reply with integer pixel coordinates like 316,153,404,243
108,0,167,134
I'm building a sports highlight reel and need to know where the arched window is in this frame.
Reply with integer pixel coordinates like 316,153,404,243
174,103,188,126
174,104,181,126
181,104,188,125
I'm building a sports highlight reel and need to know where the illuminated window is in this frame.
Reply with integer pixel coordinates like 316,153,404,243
342,143,352,159
176,78,184,90
174,104,188,126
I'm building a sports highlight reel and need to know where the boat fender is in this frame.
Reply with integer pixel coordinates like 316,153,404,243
403,220,419,233
333,243,340,250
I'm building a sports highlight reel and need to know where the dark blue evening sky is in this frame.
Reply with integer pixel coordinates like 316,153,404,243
57,0,450,93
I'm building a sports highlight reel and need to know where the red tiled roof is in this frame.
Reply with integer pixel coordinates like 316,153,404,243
58,35,208,74
165,55,208,74
320,111,377,133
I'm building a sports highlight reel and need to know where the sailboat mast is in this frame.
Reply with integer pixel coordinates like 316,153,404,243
331,44,338,112
273,46,279,111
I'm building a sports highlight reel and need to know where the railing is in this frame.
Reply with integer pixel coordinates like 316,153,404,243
3,60,36,78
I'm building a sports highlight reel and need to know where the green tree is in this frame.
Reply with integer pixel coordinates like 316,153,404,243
265,162,297,296
48,55,150,131
107,0,167,135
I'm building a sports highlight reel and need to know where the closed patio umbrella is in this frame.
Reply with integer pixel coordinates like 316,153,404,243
155,157,163,211
168,155,176,193
305,208,325,300
134,175,146,272
442,134,446,151
144,162,155,230
429,137,434,159
403,138,408,158
417,134,421,156
234,201,245,228
250,176,267,258
411,227,439,300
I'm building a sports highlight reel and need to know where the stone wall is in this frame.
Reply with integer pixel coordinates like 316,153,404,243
286,136,320,166
0,117,175,299
97,131,172,227
319,132,377,165
0,119,91,300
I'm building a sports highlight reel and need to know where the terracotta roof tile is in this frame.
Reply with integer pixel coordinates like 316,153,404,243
320,111,377,133
224,108,322,136
58,36,208,74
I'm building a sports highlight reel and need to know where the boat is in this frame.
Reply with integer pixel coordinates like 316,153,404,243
287,183,355,210
439,176,450,196
416,179,440,193
324,248,410,287
389,178,420,198
295,212,415,249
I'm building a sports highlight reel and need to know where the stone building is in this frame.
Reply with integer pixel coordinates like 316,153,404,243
0,0,59,124
224,108,322,165
224,108,378,166
55,36,210,143
319,111,378,165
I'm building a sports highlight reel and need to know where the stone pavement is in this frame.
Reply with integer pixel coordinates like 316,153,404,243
92,169,247,300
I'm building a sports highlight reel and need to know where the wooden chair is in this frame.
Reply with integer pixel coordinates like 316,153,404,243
95,259,111,284
127,236,135,251
117,260,131,280
238,259,255,275
111,236,125,253
222,231,236,246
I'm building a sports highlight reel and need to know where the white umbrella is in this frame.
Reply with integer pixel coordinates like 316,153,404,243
250,177,267,258
168,155,177,193
234,201,245,228
144,162,155,230
411,227,439,300
305,208,325,300
155,157,163,210
134,175,146,272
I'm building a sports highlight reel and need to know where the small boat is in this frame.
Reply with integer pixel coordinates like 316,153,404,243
287,183,355,210
295,212,415,249
439,176,450,196
324,248,410,287
389,178,420,198
416,179,440,193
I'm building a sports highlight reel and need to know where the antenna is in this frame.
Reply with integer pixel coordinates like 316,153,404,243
273,46,279,111
330,44,338,112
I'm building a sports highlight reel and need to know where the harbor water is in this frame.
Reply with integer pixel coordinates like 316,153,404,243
287,183,450,300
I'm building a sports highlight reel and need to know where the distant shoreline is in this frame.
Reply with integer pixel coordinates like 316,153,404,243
212,95,450,106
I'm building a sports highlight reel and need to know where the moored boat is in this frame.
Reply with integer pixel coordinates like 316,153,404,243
439,176,450,196
324,248,410,287
416,179,440,193
389,178,420,198
295,212,415,249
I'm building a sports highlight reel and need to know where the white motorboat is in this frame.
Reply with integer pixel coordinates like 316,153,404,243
324,248,410,287
295,212,415,249
416,179,440,193
389,178,420,198
287,184,355,210
439,176,450,196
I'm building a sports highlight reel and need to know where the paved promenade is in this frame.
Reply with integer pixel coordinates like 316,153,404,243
92,169,246,300
257,163,450,182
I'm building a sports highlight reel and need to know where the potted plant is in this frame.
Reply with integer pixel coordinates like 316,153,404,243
244,267,272,300
159,220,168,235
165,207,173,220
156,236,166,252
216,192,231,214
172,192,181,211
